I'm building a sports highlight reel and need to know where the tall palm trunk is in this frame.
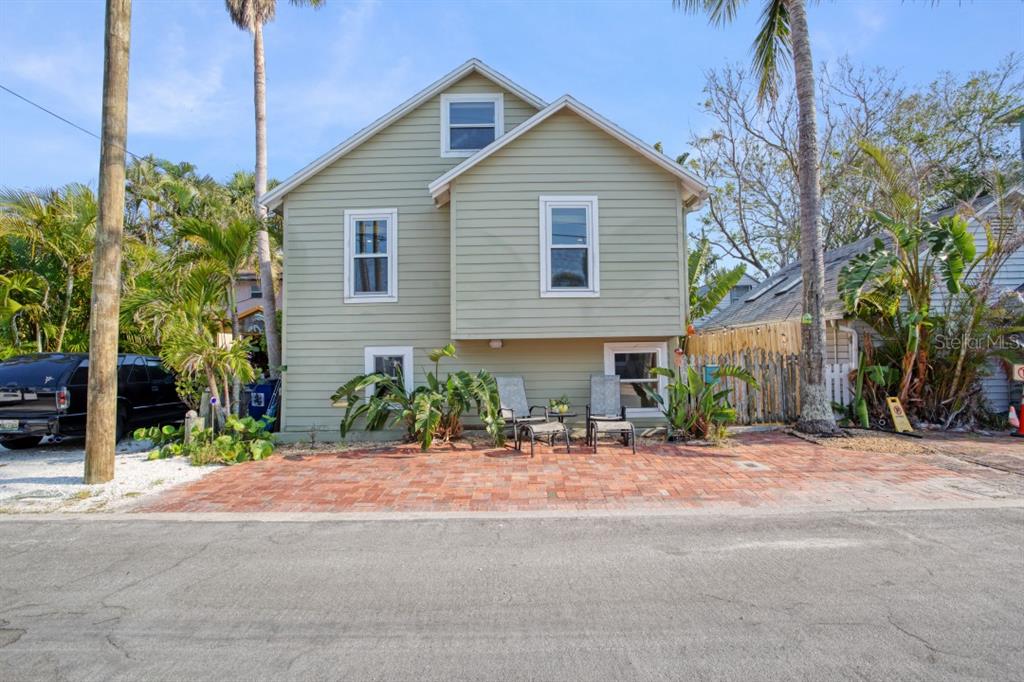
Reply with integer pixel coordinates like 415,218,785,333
55,272,74,352
228,276,242,416
84,0,132,484
789,0,836,434
252,22,282,379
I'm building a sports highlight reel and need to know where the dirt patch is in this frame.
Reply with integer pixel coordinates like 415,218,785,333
791,430,938,456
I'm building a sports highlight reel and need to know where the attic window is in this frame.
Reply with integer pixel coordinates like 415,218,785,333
441,93,503,157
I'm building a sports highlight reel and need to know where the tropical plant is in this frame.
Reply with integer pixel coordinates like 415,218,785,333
642,364,758,441
225,0,325,378
0,184,98,352
687,235,747,320
175,215,260,413
136,415,274,465
674,0,837,434
332,344,505,450
838,142,979,405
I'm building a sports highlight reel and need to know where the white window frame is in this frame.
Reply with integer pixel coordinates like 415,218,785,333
440,93,504,158
344,208,398,304
539,195,600,298
363,346,414,399
603,341,668,418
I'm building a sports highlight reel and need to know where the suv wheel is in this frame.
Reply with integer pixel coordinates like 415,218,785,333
1,436,43,450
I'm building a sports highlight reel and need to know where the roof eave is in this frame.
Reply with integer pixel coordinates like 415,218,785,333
259,59,547,213
429,95,708,205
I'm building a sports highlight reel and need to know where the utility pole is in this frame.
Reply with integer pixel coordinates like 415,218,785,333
84,0,132,484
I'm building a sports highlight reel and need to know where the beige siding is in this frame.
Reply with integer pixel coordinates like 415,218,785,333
281,72,538,434
451,110,685,339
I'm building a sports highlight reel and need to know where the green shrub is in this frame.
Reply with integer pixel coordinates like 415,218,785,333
134,415,274,465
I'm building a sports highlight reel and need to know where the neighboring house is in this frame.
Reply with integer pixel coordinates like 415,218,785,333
233,271,281,336
259,59,707,439
694,272,759,324
697,187,1024,414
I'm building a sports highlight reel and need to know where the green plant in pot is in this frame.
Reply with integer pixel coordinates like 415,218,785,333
549,395,571,414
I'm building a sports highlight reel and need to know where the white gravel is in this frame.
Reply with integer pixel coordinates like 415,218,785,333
0,437,220,513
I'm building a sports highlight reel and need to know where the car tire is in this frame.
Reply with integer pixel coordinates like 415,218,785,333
1,436,43,450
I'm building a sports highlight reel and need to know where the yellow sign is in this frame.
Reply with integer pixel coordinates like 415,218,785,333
886,397,913,433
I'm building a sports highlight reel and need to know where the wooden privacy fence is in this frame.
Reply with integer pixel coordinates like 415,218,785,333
687,351,853,425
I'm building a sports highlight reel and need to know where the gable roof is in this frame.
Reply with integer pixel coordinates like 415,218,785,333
700,235,884,331
259,59,546,212
428,95,708,206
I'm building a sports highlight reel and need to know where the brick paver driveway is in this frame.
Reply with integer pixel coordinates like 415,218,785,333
138,432,1023,513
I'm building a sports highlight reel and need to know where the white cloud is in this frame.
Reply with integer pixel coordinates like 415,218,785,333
127,23,244,137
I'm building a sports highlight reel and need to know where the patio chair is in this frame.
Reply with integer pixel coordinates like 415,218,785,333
586,374,636,453
496,376,570,456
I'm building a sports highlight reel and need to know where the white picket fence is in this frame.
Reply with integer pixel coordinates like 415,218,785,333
825,362,853,408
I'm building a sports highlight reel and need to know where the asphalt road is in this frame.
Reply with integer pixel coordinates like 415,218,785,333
2,507,1022,681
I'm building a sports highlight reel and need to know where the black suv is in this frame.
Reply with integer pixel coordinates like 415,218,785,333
0,353,186,450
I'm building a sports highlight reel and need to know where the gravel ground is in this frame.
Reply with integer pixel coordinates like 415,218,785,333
0,438,219,513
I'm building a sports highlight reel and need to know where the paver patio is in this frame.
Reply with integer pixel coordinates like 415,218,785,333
137,432,1024,513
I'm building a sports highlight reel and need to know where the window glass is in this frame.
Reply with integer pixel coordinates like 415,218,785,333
250,284,262,298
370,354,406,397
551,249,588,288
355,219,388,254
450,127,495,151
127,358,148,384
613,352,658,410
354,257,389,294
145,358,171,383
449,101,495,125
730,285,751,303
69,360,89,386
551,207,588,245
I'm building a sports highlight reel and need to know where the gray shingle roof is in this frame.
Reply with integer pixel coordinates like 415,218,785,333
699,235,883,330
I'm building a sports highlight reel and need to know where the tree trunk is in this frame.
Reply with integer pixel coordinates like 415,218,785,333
252,22,282,379
206,367,223,432
54,273,74,352
229,277,242,416
789,0,837,435
84,0,131,484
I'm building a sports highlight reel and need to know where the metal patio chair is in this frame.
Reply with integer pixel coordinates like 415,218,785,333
586,374,636,453
496,376,570,456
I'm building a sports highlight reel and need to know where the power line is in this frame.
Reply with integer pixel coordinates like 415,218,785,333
0,83,144,161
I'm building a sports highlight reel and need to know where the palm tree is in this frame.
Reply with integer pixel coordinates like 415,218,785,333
224,0,324,380
175,215,260,414
675,0,837,433
0,184,98,352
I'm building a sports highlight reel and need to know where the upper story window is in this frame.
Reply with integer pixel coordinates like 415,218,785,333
440,93,504,157
249,283,263,299
344,208,398,304
539,195,600,298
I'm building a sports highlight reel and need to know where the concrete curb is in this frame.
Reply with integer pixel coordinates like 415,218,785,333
2,498,1021,523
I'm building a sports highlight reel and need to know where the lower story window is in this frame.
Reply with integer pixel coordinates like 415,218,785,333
603,342,667,417
363,346,414,398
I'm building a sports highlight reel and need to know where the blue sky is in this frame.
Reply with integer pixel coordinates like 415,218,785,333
1,0,1022,189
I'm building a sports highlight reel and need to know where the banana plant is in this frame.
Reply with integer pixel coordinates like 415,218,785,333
642,364,758,441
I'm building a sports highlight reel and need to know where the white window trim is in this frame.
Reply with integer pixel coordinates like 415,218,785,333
344,208,398,304
539,195,600,298
440,93,504,158
603,341,668,418
363,346,414,398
